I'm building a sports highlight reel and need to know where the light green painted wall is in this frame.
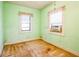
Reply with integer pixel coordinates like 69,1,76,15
41,2,79,52
0,2,3,54
3,2,79,52
3,2,41,44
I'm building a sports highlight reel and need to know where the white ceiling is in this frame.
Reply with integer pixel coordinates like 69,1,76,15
8,1,53,9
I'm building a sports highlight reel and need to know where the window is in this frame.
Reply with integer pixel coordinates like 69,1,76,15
19,12,32,31
49,7,64,35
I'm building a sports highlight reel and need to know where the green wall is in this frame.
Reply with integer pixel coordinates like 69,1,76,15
3,2,41,44
0,2,4,55
3,1,79,53
41,1,79,52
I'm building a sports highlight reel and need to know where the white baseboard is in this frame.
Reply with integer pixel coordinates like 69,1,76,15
4,37,79,56
4,37,41,45
42,37,79,56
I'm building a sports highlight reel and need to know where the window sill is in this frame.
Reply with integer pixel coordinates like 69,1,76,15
48,30,64,36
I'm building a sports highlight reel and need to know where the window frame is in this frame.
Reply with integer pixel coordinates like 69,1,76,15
48,6,65,36
19,12,32,32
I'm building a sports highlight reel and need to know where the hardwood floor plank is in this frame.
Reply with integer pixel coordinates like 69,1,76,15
1,39,77,57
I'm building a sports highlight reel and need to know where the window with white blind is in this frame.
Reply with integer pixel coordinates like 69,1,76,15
49,7,64,35
19,12,32,31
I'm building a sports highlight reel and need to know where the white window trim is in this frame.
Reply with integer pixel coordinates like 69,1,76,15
48,6,65,36
19,12,32,32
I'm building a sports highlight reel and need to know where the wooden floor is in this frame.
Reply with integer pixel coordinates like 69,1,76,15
1,39,77,57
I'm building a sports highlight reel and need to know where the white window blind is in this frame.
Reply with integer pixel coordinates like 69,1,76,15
49,10,63,28
20,13,32,31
